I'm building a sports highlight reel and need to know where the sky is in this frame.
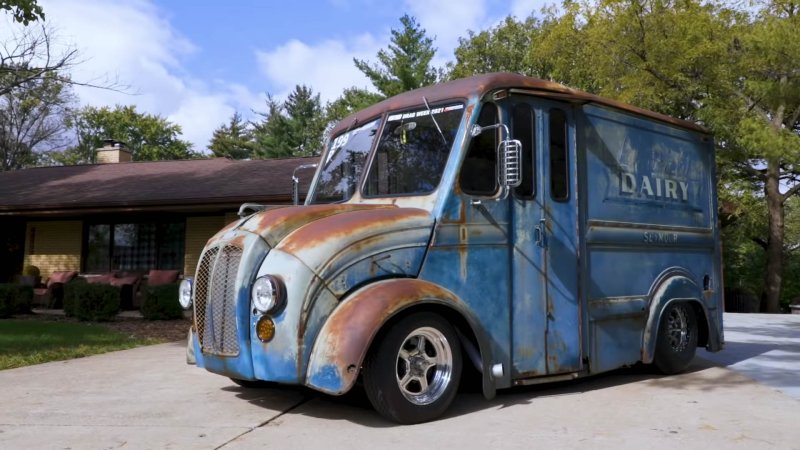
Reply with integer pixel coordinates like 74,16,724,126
8,0,552,153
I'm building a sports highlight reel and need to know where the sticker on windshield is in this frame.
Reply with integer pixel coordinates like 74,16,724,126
325,133,350,165
387,103,463,122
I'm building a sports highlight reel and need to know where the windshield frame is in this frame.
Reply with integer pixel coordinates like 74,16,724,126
307,116,382,204
360,101,466,200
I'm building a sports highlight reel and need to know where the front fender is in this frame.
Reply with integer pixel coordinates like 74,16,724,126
305,278,494,397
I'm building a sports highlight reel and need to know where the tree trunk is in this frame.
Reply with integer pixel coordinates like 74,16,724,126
762,158,784,313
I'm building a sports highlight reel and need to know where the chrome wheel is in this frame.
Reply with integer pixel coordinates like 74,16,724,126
666,304,691,352
363,312,462,423
396,327,454,405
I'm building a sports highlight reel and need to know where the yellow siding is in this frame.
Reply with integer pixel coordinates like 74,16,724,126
24,221,82,279
184,216,225,277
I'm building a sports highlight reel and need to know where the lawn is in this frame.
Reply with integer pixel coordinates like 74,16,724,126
0,320,160,370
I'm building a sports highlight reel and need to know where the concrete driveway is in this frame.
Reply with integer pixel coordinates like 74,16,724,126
1,313,798,449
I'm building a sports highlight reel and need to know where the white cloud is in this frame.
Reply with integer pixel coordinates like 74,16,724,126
403,0,488,55
255,34,381,104
32,0,256,153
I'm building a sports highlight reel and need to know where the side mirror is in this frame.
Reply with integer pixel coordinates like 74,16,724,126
497,139,522,188
292,163,318,205
470,122,522,189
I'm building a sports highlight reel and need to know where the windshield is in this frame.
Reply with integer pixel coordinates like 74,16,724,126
364,103,464,197
309,118,380,204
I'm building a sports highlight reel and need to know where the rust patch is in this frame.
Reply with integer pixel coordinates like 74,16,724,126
278,208,431,255
240,203,397,247
318,280,460,370
465,104,475,123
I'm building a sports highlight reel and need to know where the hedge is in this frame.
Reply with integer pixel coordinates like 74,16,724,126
63,283,120,322
0,284,33,318
141,284,183,320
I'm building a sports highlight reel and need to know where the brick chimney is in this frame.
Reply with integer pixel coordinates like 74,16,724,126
96,139,132,163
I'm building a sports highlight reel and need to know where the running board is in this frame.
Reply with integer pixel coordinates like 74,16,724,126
513,371,582,386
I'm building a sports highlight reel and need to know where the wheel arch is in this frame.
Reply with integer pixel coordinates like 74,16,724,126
304,278,495,399
642,267,711,363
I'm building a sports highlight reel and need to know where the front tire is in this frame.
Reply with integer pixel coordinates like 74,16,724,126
653,301,698,374
363,312,462,424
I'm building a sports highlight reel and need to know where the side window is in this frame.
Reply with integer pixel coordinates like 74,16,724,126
512,103,535,199
460,104,498,195
549,108,569,202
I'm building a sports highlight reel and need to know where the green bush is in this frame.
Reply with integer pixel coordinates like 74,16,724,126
63,283,120,322
22,265,40,277
0,284,33,318
141,284,182,320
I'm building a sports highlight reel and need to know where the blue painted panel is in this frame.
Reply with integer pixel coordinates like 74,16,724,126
582,105,714,229
576,103,721,372
420,195,513,388
539,102,581,375
587,248,713,300
509,196,547,377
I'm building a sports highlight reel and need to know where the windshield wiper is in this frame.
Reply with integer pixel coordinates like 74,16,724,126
423,96,447,145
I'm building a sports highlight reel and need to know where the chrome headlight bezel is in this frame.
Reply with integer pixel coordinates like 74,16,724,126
178,278,193,310
251,275,286,314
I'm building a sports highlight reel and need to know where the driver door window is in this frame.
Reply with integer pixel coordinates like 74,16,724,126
460,104,498,196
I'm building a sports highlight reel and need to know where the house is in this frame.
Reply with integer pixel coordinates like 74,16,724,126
0,141,318,284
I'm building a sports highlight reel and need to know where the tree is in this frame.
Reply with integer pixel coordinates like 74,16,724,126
252,94,293,159
449,16,539,80
324,87,383,129
252,85,326,159
712,0,800,312
49,105,196,164
284,85,326,156
354,15,439,97
1,0,44,25
0,71,73,170
0,24,81,98
448,7,601,91
208,112,254,159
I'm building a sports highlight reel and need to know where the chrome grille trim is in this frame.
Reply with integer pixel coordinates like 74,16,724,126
194,244,243,356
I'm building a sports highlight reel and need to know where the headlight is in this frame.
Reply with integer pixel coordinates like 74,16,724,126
178,278,193,309
252,275,285,314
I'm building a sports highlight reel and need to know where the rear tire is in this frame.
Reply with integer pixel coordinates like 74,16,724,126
653,301,698,374
363,312,462,424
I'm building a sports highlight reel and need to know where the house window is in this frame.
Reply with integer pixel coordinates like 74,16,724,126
84,221,185,273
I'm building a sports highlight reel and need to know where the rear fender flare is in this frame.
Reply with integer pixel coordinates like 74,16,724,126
305,278,494,398
642,268,708,362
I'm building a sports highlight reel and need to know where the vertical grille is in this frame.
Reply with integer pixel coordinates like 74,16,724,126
194,244,243,356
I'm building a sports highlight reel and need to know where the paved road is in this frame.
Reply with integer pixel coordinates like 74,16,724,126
699,313,800,400
1,313,798,449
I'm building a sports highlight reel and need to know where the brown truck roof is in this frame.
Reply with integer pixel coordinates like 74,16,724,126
330,72,708,137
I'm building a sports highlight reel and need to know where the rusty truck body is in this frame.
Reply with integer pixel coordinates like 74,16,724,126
180,73,723,423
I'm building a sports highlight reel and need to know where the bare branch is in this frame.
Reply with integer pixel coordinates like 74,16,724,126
0,23,129,97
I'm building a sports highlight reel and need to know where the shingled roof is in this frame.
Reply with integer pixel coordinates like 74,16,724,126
0,157,319,216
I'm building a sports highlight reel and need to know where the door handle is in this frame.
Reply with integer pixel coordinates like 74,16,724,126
535,218,547,248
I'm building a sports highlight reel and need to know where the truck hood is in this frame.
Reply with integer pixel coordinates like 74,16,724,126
219,204,435,286
232,203,397,247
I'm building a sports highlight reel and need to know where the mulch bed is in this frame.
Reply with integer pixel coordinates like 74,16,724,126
12,313,191,342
